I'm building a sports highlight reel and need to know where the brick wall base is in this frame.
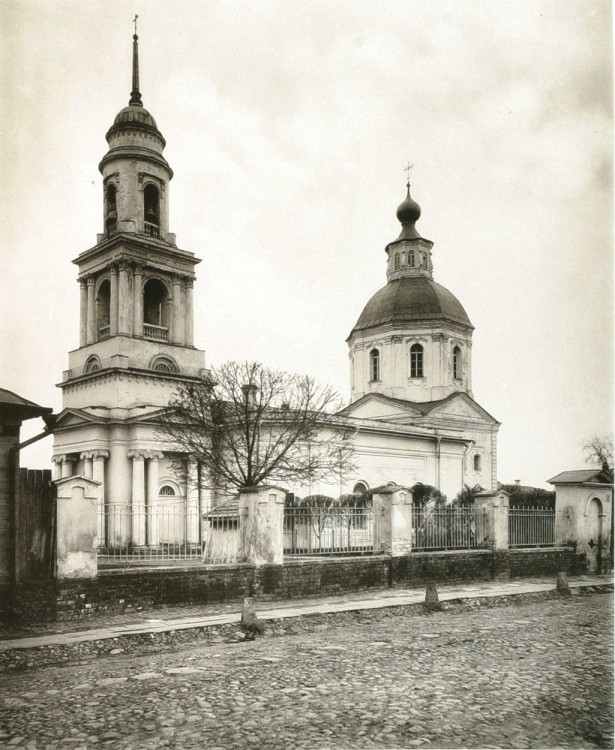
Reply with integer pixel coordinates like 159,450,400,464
2,546,585,625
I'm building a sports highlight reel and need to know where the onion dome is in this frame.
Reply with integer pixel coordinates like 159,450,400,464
349,276,473,337
396,184,421,224
390,183,423,242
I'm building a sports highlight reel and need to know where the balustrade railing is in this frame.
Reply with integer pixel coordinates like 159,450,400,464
143,323,169,342
144,222,160,238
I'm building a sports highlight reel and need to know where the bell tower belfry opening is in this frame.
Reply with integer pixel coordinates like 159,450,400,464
53,26,208,520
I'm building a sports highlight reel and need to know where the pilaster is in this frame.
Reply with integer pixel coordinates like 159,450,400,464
79,279,88,347
86,278,96,344
109,264,119,336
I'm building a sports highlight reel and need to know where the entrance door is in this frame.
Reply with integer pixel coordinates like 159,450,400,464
586,498,603,574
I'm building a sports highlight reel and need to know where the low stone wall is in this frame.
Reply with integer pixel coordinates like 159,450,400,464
3,546,584,625
508,546,585,578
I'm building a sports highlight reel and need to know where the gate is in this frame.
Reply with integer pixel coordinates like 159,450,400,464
16,468,56,581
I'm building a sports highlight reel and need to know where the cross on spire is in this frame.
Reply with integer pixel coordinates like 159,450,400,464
129,17,142,106
404,161,414,187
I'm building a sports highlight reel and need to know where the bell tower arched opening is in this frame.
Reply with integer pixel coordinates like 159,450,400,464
144,183,160,238
96,279,111,340
143,278,169,341
105,184,117,235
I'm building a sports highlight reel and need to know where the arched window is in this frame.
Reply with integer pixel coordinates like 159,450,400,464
394,253,400,270
453,346,461,380
408,250,415,268
105,184,117,235
150,356,178,373
96,279,111,339
143,278,169,340
159,484,176,496
473,454,482,472
410,343,423,378
84,355,101,373
143,183,160,238
369,349,380,381
422,253,427,268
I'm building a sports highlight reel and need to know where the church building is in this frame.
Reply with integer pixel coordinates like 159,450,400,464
332,184,500,500
52,30,499,547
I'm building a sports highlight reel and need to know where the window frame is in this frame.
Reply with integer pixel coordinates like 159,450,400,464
410,343,424,378
369,348,380,382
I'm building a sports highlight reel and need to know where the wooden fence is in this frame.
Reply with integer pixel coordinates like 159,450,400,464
16,468,55,581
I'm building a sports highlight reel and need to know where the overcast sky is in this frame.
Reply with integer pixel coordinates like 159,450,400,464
1,0,612,488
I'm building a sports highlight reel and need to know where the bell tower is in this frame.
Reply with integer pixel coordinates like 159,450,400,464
59,28,206,411
52,26,208,534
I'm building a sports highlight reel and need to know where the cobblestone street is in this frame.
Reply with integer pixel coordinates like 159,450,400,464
0,593,612,749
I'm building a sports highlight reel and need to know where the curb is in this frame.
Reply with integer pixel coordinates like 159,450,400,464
0,583,611,673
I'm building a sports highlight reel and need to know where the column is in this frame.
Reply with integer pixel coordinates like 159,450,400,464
132,265,144,337
86,277,96,344
146,451,164,545
79,278,88,347
60,455,74,479
171,275,182,344
80,451,93,479
51,455,64,482
109,264,119,336
118,262,131,334
186,459,199,544
128,451,146,545
92,450,109,546
184,278,194,346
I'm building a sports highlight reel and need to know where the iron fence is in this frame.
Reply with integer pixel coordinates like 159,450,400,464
508,506,558,548
97,502,244,564
284,502,383,557
411,506,489,551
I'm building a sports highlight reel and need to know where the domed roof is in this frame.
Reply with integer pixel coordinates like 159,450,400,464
113,104,158,130
350,276,473,336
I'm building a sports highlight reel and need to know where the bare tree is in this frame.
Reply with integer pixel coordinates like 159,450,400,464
159,361,356,491
583,435,613,471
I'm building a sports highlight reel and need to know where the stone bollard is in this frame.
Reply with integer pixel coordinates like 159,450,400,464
241,597,264,638
556,571,572,597
424,582,442,611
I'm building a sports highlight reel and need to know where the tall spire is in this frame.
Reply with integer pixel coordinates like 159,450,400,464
129,15,143,107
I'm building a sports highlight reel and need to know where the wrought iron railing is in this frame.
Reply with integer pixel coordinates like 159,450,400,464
508,507,558,548
284,503,383,557
411,506,489,551
98,502,243,564
98,503,201,562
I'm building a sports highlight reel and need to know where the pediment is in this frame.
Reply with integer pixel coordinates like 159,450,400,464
422,393,498,424
53,408,109,429
338,394,423,422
